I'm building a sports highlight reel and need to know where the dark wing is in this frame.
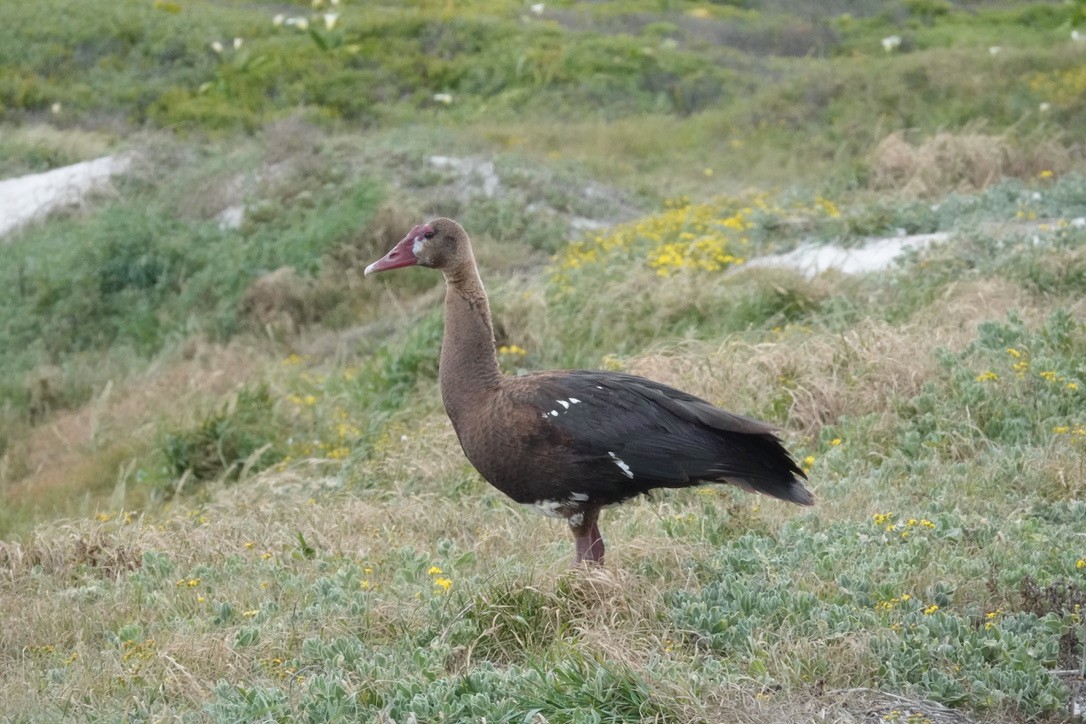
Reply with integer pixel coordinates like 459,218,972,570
508,370,812,507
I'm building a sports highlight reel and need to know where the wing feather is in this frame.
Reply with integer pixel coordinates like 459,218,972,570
505,370,811,506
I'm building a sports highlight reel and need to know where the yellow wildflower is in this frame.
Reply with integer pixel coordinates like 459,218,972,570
434,577,452,592
923,605,939,615
975,371,998,382
427,566,443,575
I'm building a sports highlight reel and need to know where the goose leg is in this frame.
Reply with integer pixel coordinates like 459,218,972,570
570,507,605,566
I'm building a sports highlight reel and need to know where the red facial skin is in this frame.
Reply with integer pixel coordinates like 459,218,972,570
364,223,433,276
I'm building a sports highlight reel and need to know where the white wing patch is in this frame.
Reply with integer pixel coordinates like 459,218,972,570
531,500,564,518
547,398,581,415
608,451,634,479
531,493,591,520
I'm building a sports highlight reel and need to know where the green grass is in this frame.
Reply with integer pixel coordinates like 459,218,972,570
2,0,1086,720
4,179,1086,720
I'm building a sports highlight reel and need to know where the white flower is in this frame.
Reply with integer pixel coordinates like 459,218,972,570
433,93,453,105
530,3,545,14
1071,30,1083,42
1039,102,1051,112
330,0,340,5
881,35,901,52
285,16,309,30
210,40,224,54
272,13,285,26
324,12,338,30
233,37,243,50
50,102,62,114
988,46,1001,55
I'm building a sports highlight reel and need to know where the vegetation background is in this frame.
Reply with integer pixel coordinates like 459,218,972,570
1,0,1085,720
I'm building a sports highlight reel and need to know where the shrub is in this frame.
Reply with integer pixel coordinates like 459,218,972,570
161,384,284,490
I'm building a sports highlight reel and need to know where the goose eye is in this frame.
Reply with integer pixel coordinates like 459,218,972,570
424,231,435,239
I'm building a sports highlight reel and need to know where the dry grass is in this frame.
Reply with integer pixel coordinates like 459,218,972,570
868,130,1077,197
0,123,117,176
627,276,1049,440
0,340,268,526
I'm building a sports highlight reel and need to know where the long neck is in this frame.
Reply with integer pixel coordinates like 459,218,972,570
439,260,502,422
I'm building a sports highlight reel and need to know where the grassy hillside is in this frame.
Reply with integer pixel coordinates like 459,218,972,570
1,0,1086,721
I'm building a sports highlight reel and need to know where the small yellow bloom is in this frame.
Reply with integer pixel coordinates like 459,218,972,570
923,604,939,615
427,566,443,575
1039,169,1054,179
243,609,260,618
975,371,998,382
434,577,452,592
830,438,842,446
1006,348,1021,358
1076,559,1085,569
1067,382,1079,391
1053,426,1070,435
803,455,816,467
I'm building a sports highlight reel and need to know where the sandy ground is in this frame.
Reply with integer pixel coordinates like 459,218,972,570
0,154,131,239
